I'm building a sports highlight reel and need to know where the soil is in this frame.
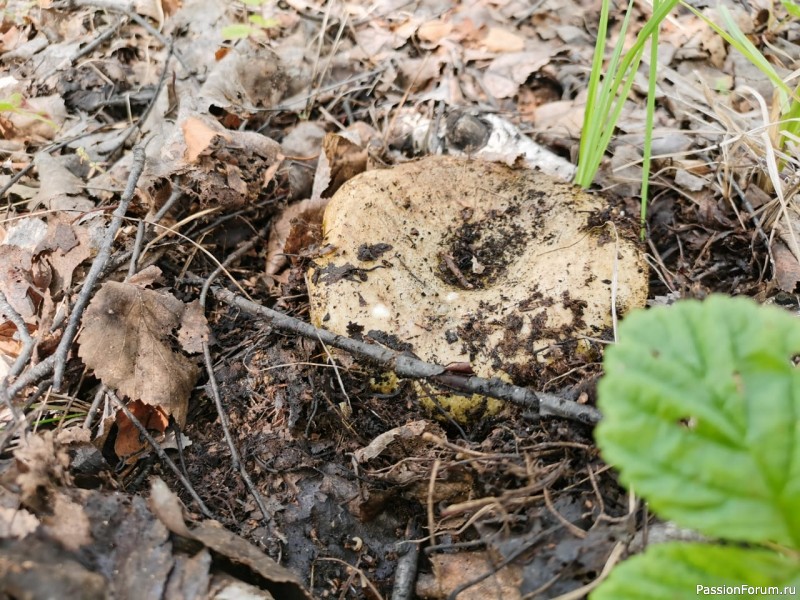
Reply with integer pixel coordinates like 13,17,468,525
0,0,791,598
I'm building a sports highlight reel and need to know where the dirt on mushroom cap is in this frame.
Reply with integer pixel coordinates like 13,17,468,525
307,156,648,420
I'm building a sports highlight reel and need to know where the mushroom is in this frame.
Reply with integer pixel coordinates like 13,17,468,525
307,156,648,421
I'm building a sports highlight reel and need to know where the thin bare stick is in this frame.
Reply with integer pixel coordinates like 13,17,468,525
53,145,146,390
198,229,271,523
427,459,441,549
68,0,193,73
0,291,28,427
316,557,384,600
108,42,175,162
445,525,562,600
83,384,108,430
70,17,124,63
210,287,602,425
4,356,55,405
0,291,35,382
548,541,626,600
0,378,53,454
201,340,270,523
391,519,421,600
543,487,587,539
127,220,147,279
109,390,214,518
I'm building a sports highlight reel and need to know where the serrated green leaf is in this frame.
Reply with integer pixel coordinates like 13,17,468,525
596,296,800,547
221,23,256,39
592,542,800,600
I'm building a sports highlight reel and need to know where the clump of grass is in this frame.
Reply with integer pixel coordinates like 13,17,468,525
578,0,800,235
576,0,679,192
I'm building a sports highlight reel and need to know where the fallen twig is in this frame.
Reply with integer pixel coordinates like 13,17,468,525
65,0,193,73
109,390,214,519
52,145,146,390
391,519,421,600
108,41,175,163
69,16,124,64
210,288,602,425
0,290,34,442
198,229,272,525
0,291,35,383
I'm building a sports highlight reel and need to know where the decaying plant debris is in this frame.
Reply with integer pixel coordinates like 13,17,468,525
2,0,799,597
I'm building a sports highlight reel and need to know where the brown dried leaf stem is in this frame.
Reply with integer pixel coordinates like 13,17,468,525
210,288,602,425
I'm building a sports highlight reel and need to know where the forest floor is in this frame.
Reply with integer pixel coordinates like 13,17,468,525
1,0,797,598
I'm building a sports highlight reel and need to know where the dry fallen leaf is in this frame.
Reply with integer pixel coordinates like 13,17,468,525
199,44,289,115
35,215,94,293
0,245,38,319
265,196,327,278
44,493,92,552
480,27,525,53
146,108,282,209
354,420,438,463
320,123,378,196
14,431,71,511
181,115,219,163
772,239,800,292
114,399,170,458
0,506,39,540
30,154,94,212
417,20,454,45
417,551,522,599
177,299,210,354
78,275,204,426
0,320,35,359
149,478,312,600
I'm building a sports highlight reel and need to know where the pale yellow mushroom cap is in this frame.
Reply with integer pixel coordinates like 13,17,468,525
308,156,648,422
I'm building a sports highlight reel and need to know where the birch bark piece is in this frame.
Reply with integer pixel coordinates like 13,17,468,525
307,156,648,421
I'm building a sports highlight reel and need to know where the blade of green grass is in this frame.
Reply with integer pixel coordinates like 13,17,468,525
577,0,638,186
641,0,661,238
681,2,792,100
682,2,800,152
576,0,613,185
577,0,679,188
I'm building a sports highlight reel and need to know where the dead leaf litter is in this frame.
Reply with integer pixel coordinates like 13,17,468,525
0,0,796,597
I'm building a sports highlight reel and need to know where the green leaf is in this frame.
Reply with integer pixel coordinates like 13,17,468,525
248,14,278,28
596,296,800,548
592,542,800,600
221,23,256,39
781,0,800,19
0,93,24,112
